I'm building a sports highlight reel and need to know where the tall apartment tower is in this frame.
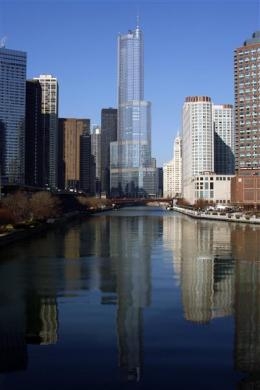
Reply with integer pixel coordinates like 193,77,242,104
163,135,182,198
59,119,89,190
234,31,260,175
182,96,214,192
25,80,43,187
213,104,234,175
101,108,117,195
110,23,157,197
91,125,101,195
33,74,59,188
0,47,27,184
80,132,95,195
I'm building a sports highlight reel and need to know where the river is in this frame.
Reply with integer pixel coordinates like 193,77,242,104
0,206,260,389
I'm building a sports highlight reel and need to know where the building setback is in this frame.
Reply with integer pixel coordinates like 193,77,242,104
163,135,182,198
25,80,43,187
100,108,117,195
33,74,59,188
0,47,26,184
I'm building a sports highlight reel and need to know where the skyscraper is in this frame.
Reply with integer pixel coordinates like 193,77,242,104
213,104,234,175
59,118,89,190
91,125,101,195
101,108,117,195
110,23,157,197
234,31,260,175
181,96,234,204
182,96,214,184
163,135,182,198
25,80,43,187
33,74,59,188
0,47,26,184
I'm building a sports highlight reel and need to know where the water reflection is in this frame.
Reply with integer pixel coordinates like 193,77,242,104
0,209,260,388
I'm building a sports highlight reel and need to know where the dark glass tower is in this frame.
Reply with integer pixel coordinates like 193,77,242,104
0,47,26,184
101,108,117,195
25,80,44,187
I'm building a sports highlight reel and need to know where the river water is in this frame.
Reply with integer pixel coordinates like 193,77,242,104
0,206,260,389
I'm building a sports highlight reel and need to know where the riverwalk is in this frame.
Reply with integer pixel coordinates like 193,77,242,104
173,205,260,225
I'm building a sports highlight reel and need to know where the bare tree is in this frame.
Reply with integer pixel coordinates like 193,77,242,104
29,191,60,221
2,191,30,223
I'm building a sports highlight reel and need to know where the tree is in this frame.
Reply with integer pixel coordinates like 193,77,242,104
1,191,30,223
0,208,15,226
29,191,60,221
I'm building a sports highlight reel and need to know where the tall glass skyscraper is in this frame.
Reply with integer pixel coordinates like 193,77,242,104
110,24,157,197
0,47,26,184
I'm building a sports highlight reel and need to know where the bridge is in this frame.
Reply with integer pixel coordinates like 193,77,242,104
110,198,173,207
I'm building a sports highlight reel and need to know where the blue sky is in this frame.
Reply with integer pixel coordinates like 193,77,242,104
0,0,259,166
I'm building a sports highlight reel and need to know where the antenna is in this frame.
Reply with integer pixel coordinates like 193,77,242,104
0,36,7,48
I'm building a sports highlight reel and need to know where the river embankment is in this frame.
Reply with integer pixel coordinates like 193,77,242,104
173,205,260,224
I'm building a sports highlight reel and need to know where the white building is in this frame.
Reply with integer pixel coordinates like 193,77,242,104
33,74,59,188
163,135,182,198
182,96,234,204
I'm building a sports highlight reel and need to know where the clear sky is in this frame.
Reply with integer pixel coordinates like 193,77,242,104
0,0,259,166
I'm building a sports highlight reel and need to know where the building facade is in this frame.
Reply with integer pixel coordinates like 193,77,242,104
59,118,89,190
213,104,234,175
101,108,117,195
0,47,27,184
25,80,43,187
163,135,182,198
33,74,59,188
234,31,260,175
110,24,157,197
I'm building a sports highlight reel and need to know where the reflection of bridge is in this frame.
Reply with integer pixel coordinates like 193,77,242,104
110,198,172,206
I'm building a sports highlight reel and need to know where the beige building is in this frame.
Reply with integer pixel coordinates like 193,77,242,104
184,173,234,205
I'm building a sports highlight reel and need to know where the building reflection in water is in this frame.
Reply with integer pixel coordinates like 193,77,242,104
163,216,235,324
232,226,260,385
109,214,158,382
1,211,260,387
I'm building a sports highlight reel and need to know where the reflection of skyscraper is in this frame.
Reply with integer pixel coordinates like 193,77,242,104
110,24,157,197
26,294,58,345
109,213,155,381
232,226,260,375
177,218,234,323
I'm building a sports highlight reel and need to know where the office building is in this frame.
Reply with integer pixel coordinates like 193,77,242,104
110,23,157,197
163,135,182,198
33,74,58,188
101,108,117,195
59,118,89,190
0,47,26,184
25,80,43,187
